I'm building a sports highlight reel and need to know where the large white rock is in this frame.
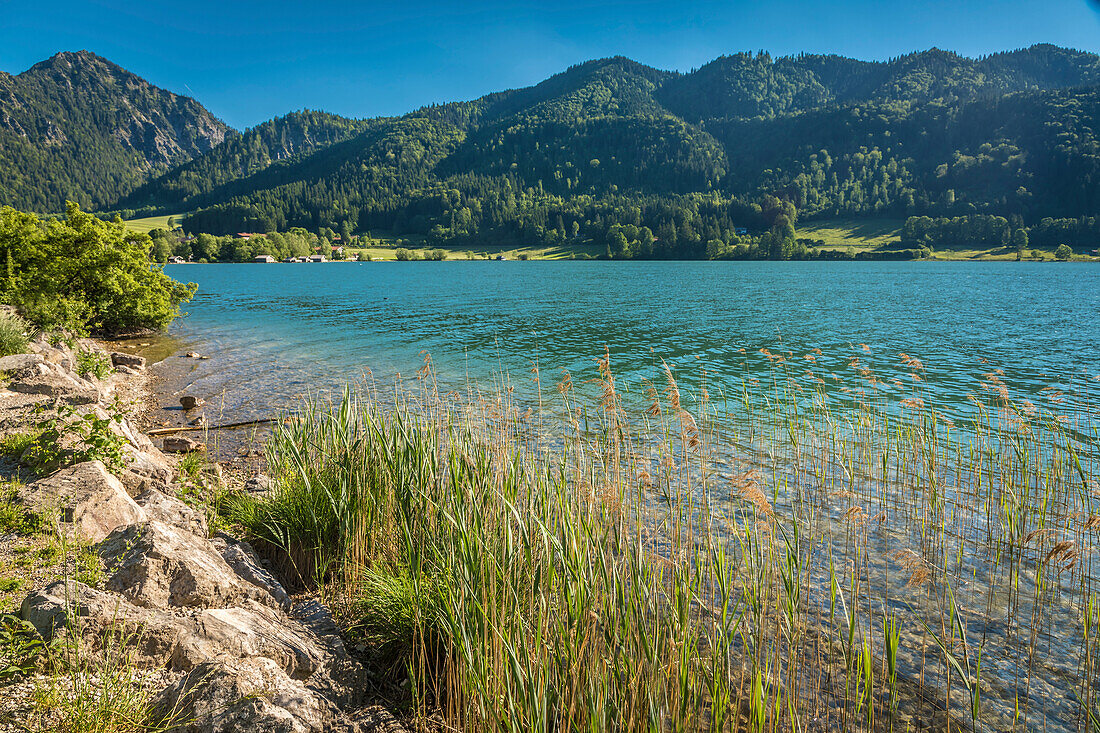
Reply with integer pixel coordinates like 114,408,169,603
18,460,147,541
175,605,326,678
7,360,98,404
150,657,342,733
99,520,281,610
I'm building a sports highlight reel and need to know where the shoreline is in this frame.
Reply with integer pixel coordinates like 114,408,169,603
0,332,403,731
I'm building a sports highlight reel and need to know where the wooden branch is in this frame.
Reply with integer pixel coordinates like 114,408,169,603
147,418,276,436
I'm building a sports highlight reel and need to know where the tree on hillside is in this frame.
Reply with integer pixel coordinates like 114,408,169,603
1011,228,1029,252
1055,244,1073,260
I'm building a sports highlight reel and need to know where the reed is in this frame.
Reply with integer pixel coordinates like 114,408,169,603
225,347,1098,732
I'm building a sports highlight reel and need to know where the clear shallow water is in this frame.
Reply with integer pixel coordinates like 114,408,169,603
163,260,1099,424
160,260,1100,731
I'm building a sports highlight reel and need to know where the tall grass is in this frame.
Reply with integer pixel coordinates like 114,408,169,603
225,350,1098,732
0,310,31,357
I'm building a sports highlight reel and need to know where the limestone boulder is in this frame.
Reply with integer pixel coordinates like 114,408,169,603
114,417,158,453
18,461,147,541
98,520,278,610
20,580,182,666
245,473,275,494
0,354,44,372
163,435,205,453
27,338,75,372
150,657,344,733
174,604,327,678
110,352,146,370
134,487,208,536
212,534,289,610
7,360,99,404
22,581,325,679
120,445,174,494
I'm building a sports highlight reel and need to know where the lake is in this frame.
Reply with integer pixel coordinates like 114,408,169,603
162,260,1098,424
159,260,1100,731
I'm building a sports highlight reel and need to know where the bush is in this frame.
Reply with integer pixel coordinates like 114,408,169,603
1055,243,1073,260
0,311,31,357
75,350,112,380
0,203,196,335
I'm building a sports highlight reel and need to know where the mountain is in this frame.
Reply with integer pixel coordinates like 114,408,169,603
657,45,1100,122
117,109,370,213
165,44,1100,257
0,50,231,212
5,45,1100,257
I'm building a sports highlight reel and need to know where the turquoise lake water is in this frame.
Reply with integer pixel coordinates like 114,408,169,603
160,260,1100,730
162,260,1098,425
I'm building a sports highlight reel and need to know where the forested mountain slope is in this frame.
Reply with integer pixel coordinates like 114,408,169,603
0,51,231,211
168,45,1100,258
117,110,370,212
4,45,1100,258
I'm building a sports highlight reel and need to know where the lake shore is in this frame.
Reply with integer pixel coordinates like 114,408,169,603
0,333,407,731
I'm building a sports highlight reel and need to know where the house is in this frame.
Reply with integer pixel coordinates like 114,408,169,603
735,227,749,236
309,254,327,262
253,255,276,263
167,256,186,264
236,232,255,239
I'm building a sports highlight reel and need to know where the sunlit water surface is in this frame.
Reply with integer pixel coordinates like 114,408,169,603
160,261,1099,731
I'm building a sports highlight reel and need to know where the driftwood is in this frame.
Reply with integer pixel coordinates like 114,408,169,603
147,418,276,436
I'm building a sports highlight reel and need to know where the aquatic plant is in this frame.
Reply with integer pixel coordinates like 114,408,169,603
225,346,1099,732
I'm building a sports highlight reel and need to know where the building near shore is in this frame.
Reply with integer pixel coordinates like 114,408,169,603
253,255,276,263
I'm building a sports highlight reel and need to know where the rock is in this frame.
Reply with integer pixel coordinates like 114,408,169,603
22,582,323,678
0,353,44,372
121,446,174,493
20,580,182,665
18,461,147,541
177,605,327,678
98,520,279,610
212,534,289,610
352,707,410,733
114,417,158,453
134,487,208,536
150,658,344,733
7,361,98,404
163,435,205,453
27,338,75,371
110,352,146,370
244,473,275,494
115,364,140,375
179,395,204,410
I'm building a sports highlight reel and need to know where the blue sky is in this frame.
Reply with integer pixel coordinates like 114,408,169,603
2,0,1099,129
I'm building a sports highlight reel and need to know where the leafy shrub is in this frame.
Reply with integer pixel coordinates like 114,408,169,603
17,403,129,476
0,311,31,357
425,249,446,261
75,349,112,380
394,248,415,261
0,203,196,335
0,430,42,458
1055,243,1073,260
0,614,50,681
